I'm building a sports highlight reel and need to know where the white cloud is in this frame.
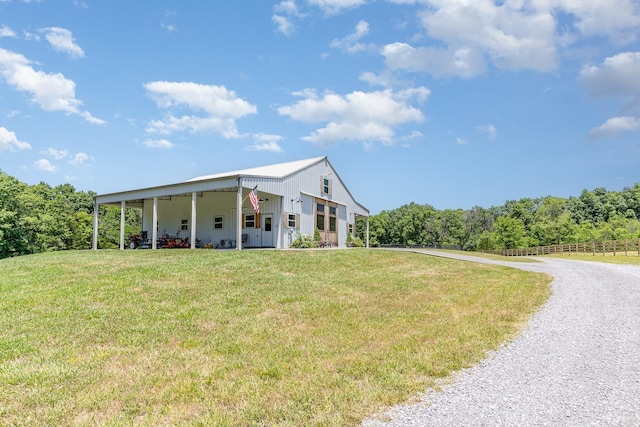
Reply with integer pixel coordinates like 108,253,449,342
42,147,69,159
0,25,16,38
580,52,640,138
248,141,284,152
272,15,295,35
579,52,640,105
273,1,305,35
382,42,487,78
0,47,105,124
23,31,40,42
456,137,467,145
161,10,178,32
161,23,177,32
588,116,640,139
40,27,85,58
0,127,31,151
330,20,375,54
275,0,303,16
555,0,640,42
416,1,557,76
308,0,367,14
379,0,640,80
142,138,176,149
40,148,93,165
34,158,57,173
278,87,428,146
69,152,92,165
476,124,497,138
247,134,284,152
144,81,257,138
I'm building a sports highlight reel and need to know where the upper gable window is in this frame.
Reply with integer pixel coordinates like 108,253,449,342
321,177,332,196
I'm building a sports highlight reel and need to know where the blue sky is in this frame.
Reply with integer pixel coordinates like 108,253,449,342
1,0,639,214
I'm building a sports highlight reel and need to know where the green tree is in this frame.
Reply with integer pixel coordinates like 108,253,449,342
493,216,527,249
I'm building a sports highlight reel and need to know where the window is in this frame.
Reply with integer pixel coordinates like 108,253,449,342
348,223,354,235
316,214,325,230
265,217,272,232
181,218,189,231
321,177,332,195
284,213,300,229
317,203,325,212
244,213,256,228
214,216,224,229
328,203,337,232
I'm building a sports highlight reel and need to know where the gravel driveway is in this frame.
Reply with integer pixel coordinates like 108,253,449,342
363,250,640,426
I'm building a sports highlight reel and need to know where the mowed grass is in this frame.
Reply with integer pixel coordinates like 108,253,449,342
0,249,551,426
543,252,640,265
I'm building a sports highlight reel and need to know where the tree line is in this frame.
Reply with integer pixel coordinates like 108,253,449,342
3,169,640,258
357,184,640,251
0,170,140,259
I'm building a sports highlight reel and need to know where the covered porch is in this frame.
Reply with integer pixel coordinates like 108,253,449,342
92,178,277,251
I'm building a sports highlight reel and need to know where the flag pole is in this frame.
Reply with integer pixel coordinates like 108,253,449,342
240,185,258,204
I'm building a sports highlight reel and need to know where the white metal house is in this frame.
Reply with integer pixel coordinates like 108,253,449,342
92,156,369,250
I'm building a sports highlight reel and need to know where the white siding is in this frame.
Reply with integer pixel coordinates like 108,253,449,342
97,157,368,250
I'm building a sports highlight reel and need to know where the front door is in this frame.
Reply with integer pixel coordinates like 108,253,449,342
262,214,273,247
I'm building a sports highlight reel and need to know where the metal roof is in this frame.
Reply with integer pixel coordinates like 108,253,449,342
187,156,326,182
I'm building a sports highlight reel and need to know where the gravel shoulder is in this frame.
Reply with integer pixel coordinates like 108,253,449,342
363,250,640,427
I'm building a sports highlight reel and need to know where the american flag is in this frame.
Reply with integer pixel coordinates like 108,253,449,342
249,185,260,214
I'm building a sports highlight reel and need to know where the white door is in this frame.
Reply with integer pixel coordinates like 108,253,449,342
262,214,273,247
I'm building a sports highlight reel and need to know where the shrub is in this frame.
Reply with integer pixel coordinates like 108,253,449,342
290,233,318,248
346,234,365,247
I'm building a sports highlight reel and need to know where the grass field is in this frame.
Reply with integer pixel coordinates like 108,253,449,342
542,252,640,265
0,249,551,426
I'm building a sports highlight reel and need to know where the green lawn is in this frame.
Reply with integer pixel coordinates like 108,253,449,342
0,249,550,426
541,252,640,265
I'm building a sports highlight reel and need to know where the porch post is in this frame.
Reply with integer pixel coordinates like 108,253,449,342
92,199,99,250
236,179,243,250
191,192,197,249
366,217,370,248
152,197,158,250
120,200,126,250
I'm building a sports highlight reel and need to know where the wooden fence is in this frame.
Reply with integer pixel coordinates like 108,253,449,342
486,239,640,257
